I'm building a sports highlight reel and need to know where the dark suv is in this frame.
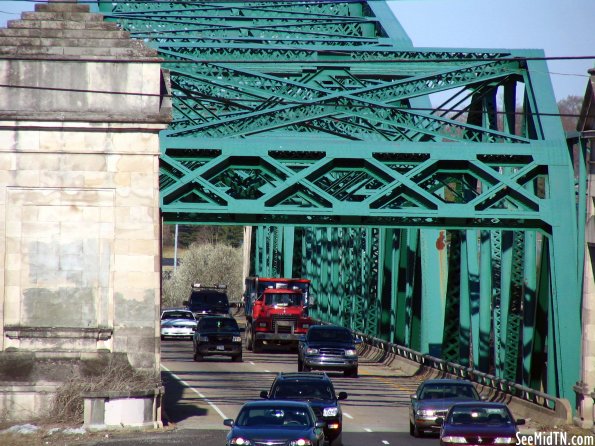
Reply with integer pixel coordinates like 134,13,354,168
260,372,347,446
184,284,230,318
193,315,242,362
298,325,361,377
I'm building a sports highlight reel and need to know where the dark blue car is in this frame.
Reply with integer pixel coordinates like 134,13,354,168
438,402,525,446
224,400,326,446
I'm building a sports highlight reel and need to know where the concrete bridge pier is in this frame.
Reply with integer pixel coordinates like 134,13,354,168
0,1,170,420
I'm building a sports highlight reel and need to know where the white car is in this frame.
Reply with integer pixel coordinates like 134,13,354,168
160,308,197,340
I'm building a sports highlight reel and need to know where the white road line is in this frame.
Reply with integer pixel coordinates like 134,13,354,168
343,412,353,419
364,428,372,432
249,361,255,365
382,441,390,445
264,370,270,373
161,364,228,420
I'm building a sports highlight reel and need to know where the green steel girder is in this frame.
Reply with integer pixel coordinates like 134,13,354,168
98,1,582,404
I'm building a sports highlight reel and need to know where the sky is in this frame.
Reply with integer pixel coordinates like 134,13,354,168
0,0,593,101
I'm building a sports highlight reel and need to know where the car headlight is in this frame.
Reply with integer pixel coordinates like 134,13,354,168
232,336,242,342
323,407,339,417
344,349,357,357
289,440,312,446
416,409,435,417
198,336,209,342
441,436,467,443
305,347,319,355
230,437,252,445
494,438,516,444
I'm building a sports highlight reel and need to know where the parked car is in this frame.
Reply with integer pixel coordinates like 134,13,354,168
160,308,197,340
298,325,361,377
409,378,482,437
183,283,231,318
193,315,242,362
438,401,525,446
224,400,326,446
260,372,347,446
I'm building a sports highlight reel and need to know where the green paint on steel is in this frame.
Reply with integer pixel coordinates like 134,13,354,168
98,0,582,404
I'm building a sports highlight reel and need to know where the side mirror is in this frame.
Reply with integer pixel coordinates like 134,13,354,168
410,394,418,400
230,302,237,308
435,417,444,425
183,300,189,306
354,338,363,345
516,418,526,426
298,334,306,342
338,391,348,400
260,390,269,399
480,395,488,401
315,421,326,429
223,419,234,427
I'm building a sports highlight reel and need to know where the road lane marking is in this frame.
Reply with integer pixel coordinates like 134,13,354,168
264,369,270,372
249,361,255,365
343,412,353,419
161,364,228,420
364,428,372,432
382,441,389,445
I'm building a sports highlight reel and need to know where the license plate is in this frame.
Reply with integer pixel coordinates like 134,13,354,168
217,345,224,351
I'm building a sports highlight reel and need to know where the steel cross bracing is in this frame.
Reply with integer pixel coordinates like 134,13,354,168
99,1,581,404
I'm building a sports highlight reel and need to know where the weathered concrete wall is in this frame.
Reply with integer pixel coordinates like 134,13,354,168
0,1,170,420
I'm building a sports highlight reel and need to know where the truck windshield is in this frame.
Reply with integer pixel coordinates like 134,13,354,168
264,293,302,307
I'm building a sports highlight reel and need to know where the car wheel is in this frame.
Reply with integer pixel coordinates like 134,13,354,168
232,354,243,362
413,422,421,438
344,367,358,378
193,350,202,362
253,339,263,353
303,363,311,372
246,329,253,351
329,432,342,446
409,421,415,436
297,357,303,372
160,335,165,341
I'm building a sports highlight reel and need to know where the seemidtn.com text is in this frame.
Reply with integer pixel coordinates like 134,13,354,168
517,432,595,446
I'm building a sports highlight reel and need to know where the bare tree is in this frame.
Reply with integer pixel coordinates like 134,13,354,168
162,243,244,308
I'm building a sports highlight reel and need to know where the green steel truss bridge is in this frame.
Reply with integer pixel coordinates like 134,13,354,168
97,1,583,404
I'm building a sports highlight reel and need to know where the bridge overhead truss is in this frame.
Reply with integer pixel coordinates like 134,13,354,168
99,0,582,402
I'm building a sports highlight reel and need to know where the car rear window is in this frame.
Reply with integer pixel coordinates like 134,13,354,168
162,311,194,320
190,291,228,304
273,381,334,400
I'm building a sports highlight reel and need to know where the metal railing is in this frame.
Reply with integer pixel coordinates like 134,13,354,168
357,333,561,413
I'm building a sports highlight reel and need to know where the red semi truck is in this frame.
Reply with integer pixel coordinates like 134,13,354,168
243,277,312,352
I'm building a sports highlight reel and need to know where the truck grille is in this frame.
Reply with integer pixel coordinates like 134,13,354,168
319,348,345,356
272,315,297,334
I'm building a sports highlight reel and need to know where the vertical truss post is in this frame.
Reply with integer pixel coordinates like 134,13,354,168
282,226,295,279
420,229,446,356
466,230,481,368
351,229,366,334
498,231,514,377
385,229,401,344
442,231,462,362
404,229,419,347
491,230,503,376
478,231,492,372
530,239,550,390
522,231,537,386
330,227,341,324
459,232,471,367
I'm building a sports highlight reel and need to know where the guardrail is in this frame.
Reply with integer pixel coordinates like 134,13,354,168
355,332,568,419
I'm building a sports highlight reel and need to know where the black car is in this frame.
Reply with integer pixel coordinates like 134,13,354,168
298,325,361,377
260,372,347,446
192,315,242,362
224,400,326,446
410,378,482,437
183,283,230,318
438,402,525,446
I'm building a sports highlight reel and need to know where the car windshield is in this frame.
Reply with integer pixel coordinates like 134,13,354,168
448,407,512,425
162,311,194,320
273,381,334,400
236,406,312,427
199,318,238,331
264,293,302,307
419,383,479,400
308,328,352,343
190,291,228,305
